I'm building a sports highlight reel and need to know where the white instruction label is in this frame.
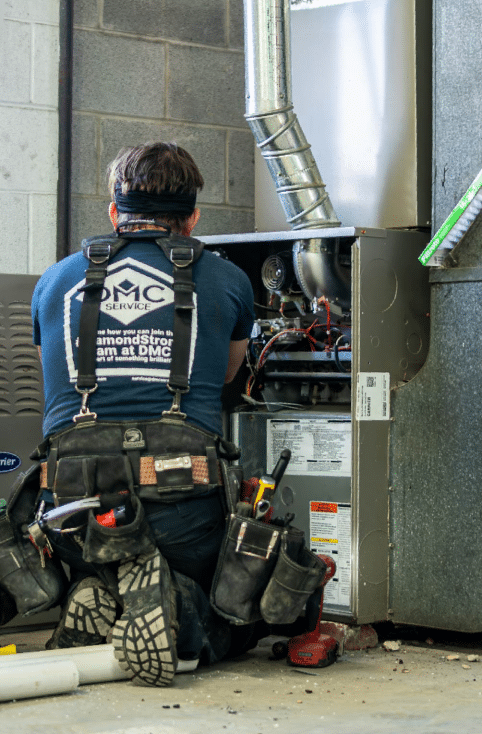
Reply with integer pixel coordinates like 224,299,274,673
310,502,351,607
266,417,351,477
356,372,390,420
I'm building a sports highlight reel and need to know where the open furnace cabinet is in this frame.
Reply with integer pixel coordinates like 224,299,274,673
201,227,430,626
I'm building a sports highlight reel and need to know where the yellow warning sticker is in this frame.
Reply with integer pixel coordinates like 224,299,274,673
311,537,338,544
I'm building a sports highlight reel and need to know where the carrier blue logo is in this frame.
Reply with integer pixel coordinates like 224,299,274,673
0,453,21,473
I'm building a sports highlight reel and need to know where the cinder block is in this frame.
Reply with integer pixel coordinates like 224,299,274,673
196,207,254,236
70,196,111,253
168,46,245,128
228,131,254,208
75,0,99,28
29,194,57,274
0,193,29,274
103,0,226,47
229,0,245,49
73,30,166,118
71,113,98,196
100,118,226,204
0,108,58,193
4,0,59,24
32,24,60,107
1,20,31,104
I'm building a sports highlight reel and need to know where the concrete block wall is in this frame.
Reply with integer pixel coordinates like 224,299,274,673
0,0,60,274
71,0,255,251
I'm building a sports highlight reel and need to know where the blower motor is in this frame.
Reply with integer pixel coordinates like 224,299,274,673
261,252,302,297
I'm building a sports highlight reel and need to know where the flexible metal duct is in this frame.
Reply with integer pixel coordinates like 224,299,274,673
243,0,340,230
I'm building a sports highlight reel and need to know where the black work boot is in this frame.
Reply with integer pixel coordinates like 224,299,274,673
112,549,179,687
46,576,118,650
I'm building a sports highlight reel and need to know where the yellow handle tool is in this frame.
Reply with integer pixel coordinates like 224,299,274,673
253,449,291,517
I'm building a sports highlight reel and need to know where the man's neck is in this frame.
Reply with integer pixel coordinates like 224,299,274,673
118,223,177,234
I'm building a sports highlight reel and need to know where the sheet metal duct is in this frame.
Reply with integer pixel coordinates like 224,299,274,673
243,0,349,311
389,218,482,632
243,0,339,230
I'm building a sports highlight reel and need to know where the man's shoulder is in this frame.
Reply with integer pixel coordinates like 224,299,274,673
40,250,84,276
34,251,86,296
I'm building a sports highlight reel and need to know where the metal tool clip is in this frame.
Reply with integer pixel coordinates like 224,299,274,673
235,521,280,559
154,455,192,472
162,389,187,419
73,385,98,422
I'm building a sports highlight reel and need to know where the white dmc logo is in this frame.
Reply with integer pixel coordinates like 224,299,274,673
77,261,174,326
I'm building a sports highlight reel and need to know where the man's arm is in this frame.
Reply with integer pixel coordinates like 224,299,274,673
225,339,248,383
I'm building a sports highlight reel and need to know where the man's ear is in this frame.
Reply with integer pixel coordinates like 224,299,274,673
182,208,201,236
109,202,118,230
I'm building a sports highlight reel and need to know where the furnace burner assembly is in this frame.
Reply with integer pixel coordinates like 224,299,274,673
245,308,351,411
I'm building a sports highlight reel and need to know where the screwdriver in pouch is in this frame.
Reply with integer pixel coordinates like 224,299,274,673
252,448,291,517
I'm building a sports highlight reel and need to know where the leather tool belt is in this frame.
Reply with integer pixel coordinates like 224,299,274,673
40,455,222,492
36,418,226,506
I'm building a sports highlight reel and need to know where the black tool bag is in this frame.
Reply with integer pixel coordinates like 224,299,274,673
0,464,67,619
260,535,327,625
83,493,157,564
210,508,326,626
210,513,285,625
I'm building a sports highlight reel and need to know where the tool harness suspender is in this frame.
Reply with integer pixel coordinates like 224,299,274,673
75,227,205,422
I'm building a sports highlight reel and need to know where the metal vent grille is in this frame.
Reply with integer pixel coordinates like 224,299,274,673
0,294,43,417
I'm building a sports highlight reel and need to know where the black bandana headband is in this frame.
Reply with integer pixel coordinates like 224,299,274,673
114,183,196,215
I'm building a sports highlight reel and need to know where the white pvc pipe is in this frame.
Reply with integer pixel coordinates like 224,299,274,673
0,658,79,702
0,644,198,687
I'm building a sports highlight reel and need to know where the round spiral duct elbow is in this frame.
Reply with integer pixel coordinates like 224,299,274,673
243,0,346,309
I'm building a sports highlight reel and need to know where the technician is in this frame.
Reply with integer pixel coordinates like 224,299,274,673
31,142,255,686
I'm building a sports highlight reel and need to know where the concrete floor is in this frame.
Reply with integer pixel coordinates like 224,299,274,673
1,624,482,733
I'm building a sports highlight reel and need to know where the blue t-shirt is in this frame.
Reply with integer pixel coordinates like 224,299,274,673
32,238,254,438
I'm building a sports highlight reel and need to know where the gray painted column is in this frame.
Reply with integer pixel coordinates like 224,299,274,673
433,0,482,232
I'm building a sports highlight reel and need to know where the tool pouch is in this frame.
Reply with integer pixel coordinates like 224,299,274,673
210,513,282,624
79,454,157,563
82,492,156,564
0,464,67,619
259,536,327,625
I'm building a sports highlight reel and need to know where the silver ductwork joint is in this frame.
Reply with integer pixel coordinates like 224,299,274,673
244,0,340,230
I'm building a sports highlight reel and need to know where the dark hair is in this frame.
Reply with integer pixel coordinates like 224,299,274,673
107,142,204,231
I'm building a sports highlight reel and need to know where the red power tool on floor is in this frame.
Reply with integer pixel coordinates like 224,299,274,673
287,554,338,668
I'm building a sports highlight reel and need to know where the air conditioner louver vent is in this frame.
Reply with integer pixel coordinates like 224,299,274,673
0,300,43,417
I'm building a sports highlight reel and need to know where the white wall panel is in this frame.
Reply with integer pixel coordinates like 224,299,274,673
256,0,431,231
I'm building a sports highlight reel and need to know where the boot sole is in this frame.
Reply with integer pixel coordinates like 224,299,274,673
112,551,177,687
65,585,117,638
47,579,117,649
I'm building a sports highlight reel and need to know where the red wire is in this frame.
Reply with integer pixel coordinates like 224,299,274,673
247,325,319,396
317,297,331,349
